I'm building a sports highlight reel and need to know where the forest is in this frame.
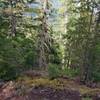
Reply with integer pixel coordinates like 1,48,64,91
0,0,100,100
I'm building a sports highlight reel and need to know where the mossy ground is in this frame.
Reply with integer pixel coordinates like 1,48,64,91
16,76,100,98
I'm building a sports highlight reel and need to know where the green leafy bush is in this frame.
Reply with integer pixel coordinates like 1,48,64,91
48,63,80,79
91,42,100,82
61,67,80,77
48,64,60,79
0,36,37,80
0,65,18,81
92,70,100,82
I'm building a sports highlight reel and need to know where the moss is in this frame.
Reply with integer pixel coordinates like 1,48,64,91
16,76,100,97
82,97,92,100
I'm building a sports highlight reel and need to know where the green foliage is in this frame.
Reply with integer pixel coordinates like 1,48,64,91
91,42,100,82
61,67,80,77
0,35,37,80
92,71,100,82
49,42,62,64
0,65,17,80
48,64,60,79
0,0,100,83
48,64,79,79
82,97,92,100
0,37,21,80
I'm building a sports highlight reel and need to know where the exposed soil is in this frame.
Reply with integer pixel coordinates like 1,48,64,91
0,71,100,100
27,87,81,100
0,82,81,100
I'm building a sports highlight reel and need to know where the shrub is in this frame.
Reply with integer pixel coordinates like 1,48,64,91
48,64,80,79
0,63,18,80
61,67,80,78
48,64,60,79
92,70,100,82
0,36,37,80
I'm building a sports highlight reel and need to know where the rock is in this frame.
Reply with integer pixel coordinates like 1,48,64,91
27,87,82,100
0,80,4,88
93,94,100,100
96,83,100,88
23,70,48,78
0,80,82,100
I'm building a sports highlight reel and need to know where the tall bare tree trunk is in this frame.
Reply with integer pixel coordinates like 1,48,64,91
9,0,17,37
38,0,49,69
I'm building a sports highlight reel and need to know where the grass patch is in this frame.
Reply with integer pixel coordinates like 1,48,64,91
82,97,92,100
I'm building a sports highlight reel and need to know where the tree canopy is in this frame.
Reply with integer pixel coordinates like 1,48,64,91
0,0,100,83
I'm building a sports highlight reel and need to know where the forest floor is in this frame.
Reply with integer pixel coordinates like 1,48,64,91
0,70,100,100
